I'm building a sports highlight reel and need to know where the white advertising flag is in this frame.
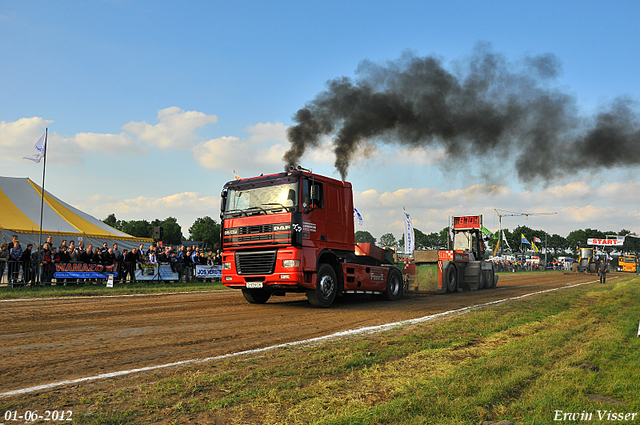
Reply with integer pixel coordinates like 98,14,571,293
23,133,47,163
403,207,415,255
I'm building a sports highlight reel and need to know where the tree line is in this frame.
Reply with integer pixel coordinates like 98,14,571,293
356,226,640,257
102,214,221,249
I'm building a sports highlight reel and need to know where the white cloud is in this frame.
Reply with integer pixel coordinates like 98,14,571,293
1,107,217,166
193,121,289,174
0,117,53,149
123,106,218,149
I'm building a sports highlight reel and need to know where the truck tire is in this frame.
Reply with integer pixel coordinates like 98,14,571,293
383,268,403,301
307,264,338,307
484,270,494,288
477,269,485,290
445,265,457,293
242,288,271,304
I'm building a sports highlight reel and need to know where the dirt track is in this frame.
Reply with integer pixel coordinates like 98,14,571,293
0,272,602,395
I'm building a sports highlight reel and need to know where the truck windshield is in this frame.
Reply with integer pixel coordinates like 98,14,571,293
453,231,472,251
224,180,298,218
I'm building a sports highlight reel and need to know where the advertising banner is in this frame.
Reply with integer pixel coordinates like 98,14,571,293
53,262,118,279
587,238,624,246
134,264,179,281
403,207,414,255
195,265,222,280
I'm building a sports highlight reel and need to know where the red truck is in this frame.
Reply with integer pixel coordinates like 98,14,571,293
220,167,403,307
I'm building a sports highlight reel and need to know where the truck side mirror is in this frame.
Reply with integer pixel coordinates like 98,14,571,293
220,190,227,219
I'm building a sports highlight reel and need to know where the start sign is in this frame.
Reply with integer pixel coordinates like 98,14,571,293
587,238,624,246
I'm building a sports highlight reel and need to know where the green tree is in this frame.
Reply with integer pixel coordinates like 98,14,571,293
355,230,376,244
620,229,640,255
378,233,397,248
151,217,184,245
121,220,152,238
103,213,119,229
566,229,588,254
548,233,568,256
189,216,221,249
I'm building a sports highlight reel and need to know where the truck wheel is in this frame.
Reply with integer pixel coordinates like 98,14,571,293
384,268,403,301
445,265,457,293
484,270,494,288
307,264,337,307
477,270,485,290
242,288,271,304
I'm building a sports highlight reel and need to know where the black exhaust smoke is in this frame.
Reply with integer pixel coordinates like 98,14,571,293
283,43,640,183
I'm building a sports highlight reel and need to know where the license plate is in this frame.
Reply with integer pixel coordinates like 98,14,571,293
246,282,263,289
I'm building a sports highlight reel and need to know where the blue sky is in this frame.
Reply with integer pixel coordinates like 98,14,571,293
2,1,640,241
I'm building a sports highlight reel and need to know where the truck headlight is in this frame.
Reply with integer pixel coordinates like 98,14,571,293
222,262,231,270
282,260,300,268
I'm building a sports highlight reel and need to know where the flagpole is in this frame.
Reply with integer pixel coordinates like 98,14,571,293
37,128,48,286
544,233,548,270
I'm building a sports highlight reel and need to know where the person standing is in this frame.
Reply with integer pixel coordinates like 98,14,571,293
113,243,123,282
31,245,44,285
175,246,185,282
0,243,9,284
599,259,609,284
184,247,193,282
125,248,137,282
20,244,34,284
9,240,23,283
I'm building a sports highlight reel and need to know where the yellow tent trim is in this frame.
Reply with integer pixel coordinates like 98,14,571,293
0,184,41,232
28,179,118,237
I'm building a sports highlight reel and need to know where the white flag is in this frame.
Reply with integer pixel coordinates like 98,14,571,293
502,231,512,250
449,215,454,243
403,207,415,255
353,207,364,226
23,133,46,163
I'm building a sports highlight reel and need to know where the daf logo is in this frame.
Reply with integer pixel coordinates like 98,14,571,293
273,224,291,231
224,228,239,236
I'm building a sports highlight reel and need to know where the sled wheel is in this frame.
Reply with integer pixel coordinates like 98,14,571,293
445,265,457,293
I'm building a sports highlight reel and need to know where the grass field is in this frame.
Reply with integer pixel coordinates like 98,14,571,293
3,274,640,424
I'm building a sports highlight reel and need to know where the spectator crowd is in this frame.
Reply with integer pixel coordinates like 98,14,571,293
0,234,222,286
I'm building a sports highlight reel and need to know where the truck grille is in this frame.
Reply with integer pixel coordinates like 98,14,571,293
236,250,277,275
239,224,273,234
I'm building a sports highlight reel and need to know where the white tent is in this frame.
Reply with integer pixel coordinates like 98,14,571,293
0,176,153,251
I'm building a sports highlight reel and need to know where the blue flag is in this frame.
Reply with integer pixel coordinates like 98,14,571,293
521,234,531,245
353,207,364,226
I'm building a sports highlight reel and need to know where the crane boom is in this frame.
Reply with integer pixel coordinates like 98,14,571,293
492,209,558,256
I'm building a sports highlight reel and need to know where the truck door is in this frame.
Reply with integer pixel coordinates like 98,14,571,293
301,178,326,246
